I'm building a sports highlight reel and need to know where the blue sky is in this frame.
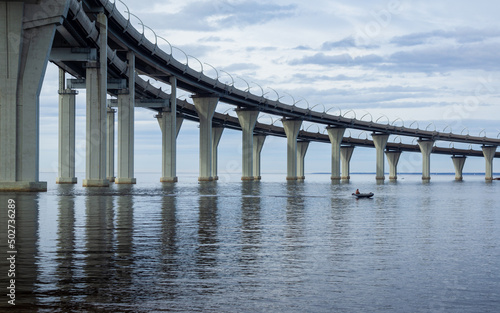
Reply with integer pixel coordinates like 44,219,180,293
39,0,500,177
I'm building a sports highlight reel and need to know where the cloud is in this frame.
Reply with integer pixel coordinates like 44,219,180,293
390,28,500,46
142,1,297,31
321,35,379,50
199,36,235,43
293,45,313,51
385,42,500,73
291,73,376,83
289,42,500,74
222,62,260,72
288,52,383,66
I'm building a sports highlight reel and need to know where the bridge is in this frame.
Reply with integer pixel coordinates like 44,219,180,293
1,0,499,191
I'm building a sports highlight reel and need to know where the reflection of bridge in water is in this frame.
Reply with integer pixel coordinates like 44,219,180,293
1,0,500,191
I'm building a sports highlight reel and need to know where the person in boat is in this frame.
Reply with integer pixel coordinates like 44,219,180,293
355,189,360,194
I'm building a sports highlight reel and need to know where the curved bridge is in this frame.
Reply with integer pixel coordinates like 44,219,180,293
1,0,499,191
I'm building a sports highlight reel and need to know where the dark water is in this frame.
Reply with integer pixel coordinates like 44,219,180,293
1,173,500,312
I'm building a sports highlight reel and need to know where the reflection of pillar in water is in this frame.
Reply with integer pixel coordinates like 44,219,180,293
0,195,39,308
197,182,219,279
284,182,306,264
115,185,134,289
56,186,76,304
161,184,179,278
84,194,115,303
240,182,262,266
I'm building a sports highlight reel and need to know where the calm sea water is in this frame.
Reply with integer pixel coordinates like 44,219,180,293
1,173,500,312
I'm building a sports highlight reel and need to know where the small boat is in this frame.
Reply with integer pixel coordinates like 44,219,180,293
352,192,374,198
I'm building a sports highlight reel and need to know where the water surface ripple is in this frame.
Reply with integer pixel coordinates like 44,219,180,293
1,174,499,312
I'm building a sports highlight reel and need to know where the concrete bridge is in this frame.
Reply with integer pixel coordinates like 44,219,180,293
1,0,499,191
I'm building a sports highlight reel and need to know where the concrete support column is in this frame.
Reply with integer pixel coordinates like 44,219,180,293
176,116,184,136
212,126,224,180
452,156,467,181
282,119,302,180
106,107,116,182
386,150,402,181
372,133,389,181
57,69,77,184
0,2,59,191
340,146,355,181
326,127,346,181
157,76,180,183
236,109,259,181
297,141,310,180
157,112,183,180
253,135,266,180
418,139,434,181
116,52,136,184
193,96,218,181
482,146,497,181
83,13,109,187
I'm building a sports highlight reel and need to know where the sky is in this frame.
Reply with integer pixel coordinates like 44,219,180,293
39,0,500,178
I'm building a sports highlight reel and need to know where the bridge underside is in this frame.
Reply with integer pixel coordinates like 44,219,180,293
0,1,68,191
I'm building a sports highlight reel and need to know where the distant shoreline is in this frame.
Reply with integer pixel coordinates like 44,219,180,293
309,172,500,176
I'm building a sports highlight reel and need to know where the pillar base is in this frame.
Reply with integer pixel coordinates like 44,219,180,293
422,176,431,182
0,182,47,192
389,176,397,181
485,177,494,181
56,177,78,184
83,179,110,187
331,177,341,181
160,177,178,183
107,176,115,183
376,176,385,181
116,178,137,184
253,176,262,181
241,176,255,181
454,177,463,181
286,176,298,181
198,177,214,182
341,176,350,180
297,176,306,181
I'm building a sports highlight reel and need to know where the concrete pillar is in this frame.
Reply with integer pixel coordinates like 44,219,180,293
193,96,218,181
157,76,180,183
418,139,434,181
326,127,346,181
57,69,77,184
236,109,259,181
451,156,466,181
157,112,183,182
282,119,302,180
372,133,389,181
482,146,497,181
340,146,355,181
0,2,60,191
253,135,266,180
116,52,136,184
106,107,116,182
176,116,184,136
297,141,310,180
83,13,109,187
211,126,224,180
386,150,402,181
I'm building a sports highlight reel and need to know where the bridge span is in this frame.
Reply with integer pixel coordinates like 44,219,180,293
1,0,499,191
